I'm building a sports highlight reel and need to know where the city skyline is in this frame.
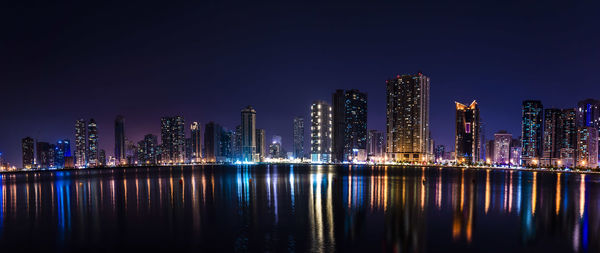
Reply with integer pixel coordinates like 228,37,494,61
2,1,600,166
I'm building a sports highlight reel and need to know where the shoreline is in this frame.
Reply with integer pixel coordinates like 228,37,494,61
3,163,599,175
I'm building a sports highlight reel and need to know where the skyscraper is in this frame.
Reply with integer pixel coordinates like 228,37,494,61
75,119,87,168
87,119,98,167
293,117,305,160
114,115,126,165
36,141,50,168
344,89,368,162
98,149,106,166
577,126,598,168
137,134,158,165
576,99,600,129
255,129,266,162
493,131,512,165
160,116,185,164
542,108,562,166
240,106,257,162
332,89,345,163
559,108,577,167
54,139,71,169
367,130,384,160
311,100,332,163
455,101,480,164
204,122,222,163
21,137,34,169
521,100,543,166
190,122,202,163
386,72,431,163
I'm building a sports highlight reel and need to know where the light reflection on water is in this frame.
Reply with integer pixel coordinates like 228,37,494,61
0,165,596,252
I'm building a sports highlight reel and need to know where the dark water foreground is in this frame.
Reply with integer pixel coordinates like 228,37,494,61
0,165,597,252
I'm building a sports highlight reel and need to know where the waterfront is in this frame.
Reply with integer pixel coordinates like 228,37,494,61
0,164,597,252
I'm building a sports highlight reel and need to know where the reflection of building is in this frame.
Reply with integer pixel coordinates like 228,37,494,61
386,73,431,162
311,101,332,163
576,126,598,168
241,106,257,162
494,131,511,165
521,100,543,166
21,137,34,169
293,117,305,160
455,101,480,164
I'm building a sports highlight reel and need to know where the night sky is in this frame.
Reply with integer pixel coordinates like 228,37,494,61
2,0,600,166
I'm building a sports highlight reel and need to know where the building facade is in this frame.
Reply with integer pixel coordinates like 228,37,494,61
75,119,87,168
160,116,185,164
137,134,158,165
386,73,431,162
541,109,561,166
87,119,99,167
367,130,385,160
521,100,543,166
311,101,332,163
240,106,257,162
494,131,512,165
256,129,266,161
455,101,480,164
343,89,368,162
293,117,305,160
190,122,202,163
114,115,126,165
21,137,34,169
577,126,599,168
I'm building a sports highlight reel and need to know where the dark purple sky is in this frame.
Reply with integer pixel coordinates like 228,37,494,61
2,0,599,166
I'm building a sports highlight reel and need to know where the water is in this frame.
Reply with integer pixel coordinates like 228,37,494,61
0,164,596,252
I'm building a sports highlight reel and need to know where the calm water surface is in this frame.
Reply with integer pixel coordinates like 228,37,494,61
0,165,597,252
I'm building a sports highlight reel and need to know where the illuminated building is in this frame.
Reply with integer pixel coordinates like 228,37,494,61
256,129,266,161
98,149,106,166
137,134,158,164
494,131,512,165
54,139,71,169
269,135,283,158
125,140,137,164
48,144,56,168
87,119,99,167
576,99,600,129
541,109,561,166
311,100,332,162
75,119,87,167
521,100,543,166
485,140,494,163
240,106,257,162
367,130,385,160
560,108,577,150
220,129,233,162
455,101,480,164
386,72,431,162
293,117,305,159
36,141,51,168
114,115,126,165
233,125,242,160
190,122,202,163
510,138,521,166
344,89,368,161
434,145,445,163
160,116,185,163
21,137,34,169
576,126,598,168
